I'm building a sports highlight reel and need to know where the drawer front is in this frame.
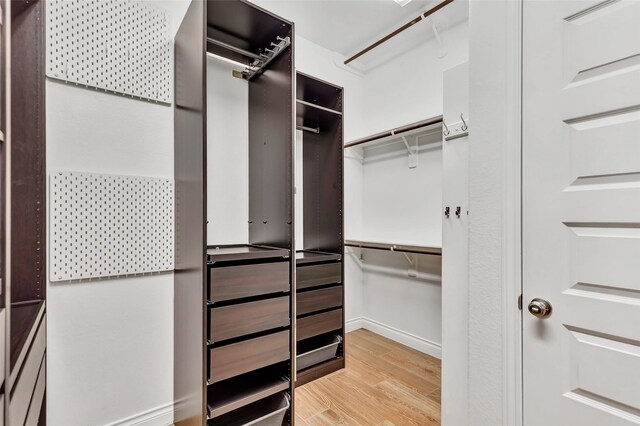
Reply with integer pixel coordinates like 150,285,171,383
297,286,342,317
209,330,290,383
210,296,290,343
296,262,341,290
210,262,289,303
297,309,342,341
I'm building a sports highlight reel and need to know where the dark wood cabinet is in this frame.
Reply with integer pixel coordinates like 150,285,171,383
174,2,295,424
4,1,48,423
295,72,345,386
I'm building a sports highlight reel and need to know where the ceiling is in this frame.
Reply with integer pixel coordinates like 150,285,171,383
250,0,468,67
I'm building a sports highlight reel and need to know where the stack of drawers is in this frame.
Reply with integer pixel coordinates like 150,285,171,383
206,245,292,424
295,251,344,385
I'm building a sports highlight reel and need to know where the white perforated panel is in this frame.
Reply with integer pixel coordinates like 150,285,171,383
46,0,172,103
50,172,174,282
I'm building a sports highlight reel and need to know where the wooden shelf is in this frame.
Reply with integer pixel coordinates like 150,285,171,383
207,244,290,264
10,300,45,371
296,250,342,265
345,239,442,256
344,116,443,149
207,367,289,419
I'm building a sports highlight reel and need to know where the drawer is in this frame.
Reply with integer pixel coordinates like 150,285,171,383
297,286,342,317
297,309,342,341
209,262,289,303
210,296,290,343
209,330,290,383
297,262,341,290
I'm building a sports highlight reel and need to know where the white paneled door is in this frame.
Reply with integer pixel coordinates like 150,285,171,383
523,1,640,425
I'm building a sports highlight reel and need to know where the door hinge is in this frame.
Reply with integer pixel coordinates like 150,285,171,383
518,294,523,310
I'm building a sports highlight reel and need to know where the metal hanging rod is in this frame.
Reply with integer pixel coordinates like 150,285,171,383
206,37,263,62
297,125,320,134
345,239,442,256
207,35,291,81
344,0,455,65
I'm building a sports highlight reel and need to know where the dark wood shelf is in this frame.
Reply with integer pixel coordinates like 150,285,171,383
10,300,45,370
296,250,342,265
344,116,443,149
207,368,289,418
296,357,344,387
207,244,290,264
345,239,442,256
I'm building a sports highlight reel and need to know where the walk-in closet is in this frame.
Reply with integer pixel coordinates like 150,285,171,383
175,0,469,425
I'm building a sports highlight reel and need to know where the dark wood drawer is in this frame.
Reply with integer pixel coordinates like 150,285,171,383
297,309,342,341
209,262,289,303
210,296,290,343
209,330,290,383
297,286,342,317
296,262,341,290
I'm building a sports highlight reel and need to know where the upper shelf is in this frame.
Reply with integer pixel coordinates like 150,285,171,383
344,116,443,149
296,250,342,265
207,244,290,264
345,239,442,256
206,0,291,63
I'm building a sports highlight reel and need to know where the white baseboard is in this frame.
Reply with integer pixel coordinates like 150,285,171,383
346,316,441,359
105,402,174,426
345,316,364,333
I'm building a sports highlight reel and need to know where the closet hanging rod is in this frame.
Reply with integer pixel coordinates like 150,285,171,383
344,115,442,148
206,37,263,61
344,0,455,65
345,240,442,256
297,125,320,134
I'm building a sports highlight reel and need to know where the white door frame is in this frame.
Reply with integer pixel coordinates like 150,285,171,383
468,0,523,424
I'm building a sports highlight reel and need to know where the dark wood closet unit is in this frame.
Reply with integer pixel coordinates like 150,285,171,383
295,72,345,387
0,0,46,426
174,1,295,425
4,0,47,424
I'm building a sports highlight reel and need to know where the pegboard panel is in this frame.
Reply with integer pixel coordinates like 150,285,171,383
46,0,172,103
50,172,174,282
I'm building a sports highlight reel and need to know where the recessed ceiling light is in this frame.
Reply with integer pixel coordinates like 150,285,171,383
394,0,413,6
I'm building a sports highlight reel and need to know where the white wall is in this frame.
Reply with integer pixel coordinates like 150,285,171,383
46,2,189,425
361,20,469,136
206,58,249,245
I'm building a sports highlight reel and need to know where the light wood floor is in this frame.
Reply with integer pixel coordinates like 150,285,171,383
295,329,441,426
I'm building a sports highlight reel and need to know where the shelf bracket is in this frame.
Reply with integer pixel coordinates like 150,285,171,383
395,130,418,168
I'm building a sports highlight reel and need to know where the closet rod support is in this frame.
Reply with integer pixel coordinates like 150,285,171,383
402,252,414,266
